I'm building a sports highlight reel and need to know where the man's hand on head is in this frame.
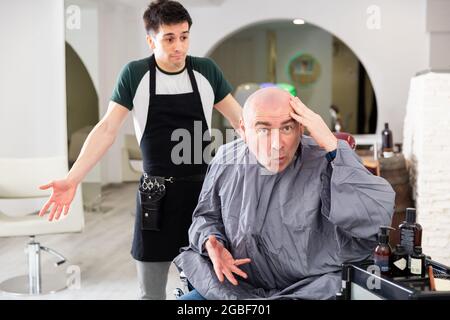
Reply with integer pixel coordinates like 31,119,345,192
205,235,251,286
289,96,338,152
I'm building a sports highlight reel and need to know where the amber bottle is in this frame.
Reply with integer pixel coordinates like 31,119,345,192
374,226,394,275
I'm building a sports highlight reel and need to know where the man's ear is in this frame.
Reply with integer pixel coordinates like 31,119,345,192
239,118,246,142
146,34,155,50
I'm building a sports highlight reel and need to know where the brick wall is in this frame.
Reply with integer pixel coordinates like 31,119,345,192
403,72,450,265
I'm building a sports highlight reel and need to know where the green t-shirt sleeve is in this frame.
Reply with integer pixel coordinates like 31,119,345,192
208,59,233,104
110,62,134,110
192,57,233,104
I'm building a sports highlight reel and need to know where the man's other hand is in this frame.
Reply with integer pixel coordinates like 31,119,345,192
205,235,251,286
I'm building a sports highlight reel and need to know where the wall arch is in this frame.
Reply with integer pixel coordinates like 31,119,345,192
205,18,378,134
188,0,428,140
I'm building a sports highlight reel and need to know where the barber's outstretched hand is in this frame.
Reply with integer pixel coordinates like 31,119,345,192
289,96,338,152
205,235,251,286
38,179,78,221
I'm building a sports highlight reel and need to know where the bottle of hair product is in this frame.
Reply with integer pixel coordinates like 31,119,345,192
399,208,423,255
381,123,394,158
374,226,394,275
409,246,426,277
391,244,408,277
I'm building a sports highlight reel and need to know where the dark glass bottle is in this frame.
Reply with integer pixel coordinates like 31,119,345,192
399,208,423,255
391,244,408,277
374,226,394,275
409,246,426,277
381,123,394,158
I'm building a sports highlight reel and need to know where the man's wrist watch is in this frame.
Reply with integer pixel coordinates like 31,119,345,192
325,149,337,162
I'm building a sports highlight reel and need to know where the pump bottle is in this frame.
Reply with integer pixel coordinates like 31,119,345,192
374,226,394,275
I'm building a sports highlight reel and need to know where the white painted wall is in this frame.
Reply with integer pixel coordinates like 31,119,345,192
63,0,145,184
65,0,101,184
427,0,450,69
65,1,100,94
0,0,85,227
0,0,67,158
97,1,146,184
184,0,429,144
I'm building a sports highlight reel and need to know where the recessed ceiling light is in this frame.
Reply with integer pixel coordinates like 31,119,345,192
293,19,305,25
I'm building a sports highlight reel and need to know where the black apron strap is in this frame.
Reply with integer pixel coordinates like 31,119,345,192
149,55,156,99
186,57,209,135
186,57,202,105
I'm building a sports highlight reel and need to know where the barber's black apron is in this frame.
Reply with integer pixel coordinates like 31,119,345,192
131,55,209,262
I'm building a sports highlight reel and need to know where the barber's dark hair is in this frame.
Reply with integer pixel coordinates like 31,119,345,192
143,0,192,34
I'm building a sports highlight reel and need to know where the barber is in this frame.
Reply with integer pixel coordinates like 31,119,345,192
38,0,241,300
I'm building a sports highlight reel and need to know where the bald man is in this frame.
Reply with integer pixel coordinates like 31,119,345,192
173,88,395,300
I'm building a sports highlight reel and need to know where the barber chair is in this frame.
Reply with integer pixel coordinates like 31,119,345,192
333,132,381,175
0,157,84,295
333,132,356,150
173,271,190,298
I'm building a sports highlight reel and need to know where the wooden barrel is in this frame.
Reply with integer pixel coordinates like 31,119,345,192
379,153,414,246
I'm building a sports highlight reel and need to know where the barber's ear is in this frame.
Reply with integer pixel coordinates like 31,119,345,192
146,35,156,50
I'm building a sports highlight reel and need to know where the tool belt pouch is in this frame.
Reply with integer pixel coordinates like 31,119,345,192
139,175,166,231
